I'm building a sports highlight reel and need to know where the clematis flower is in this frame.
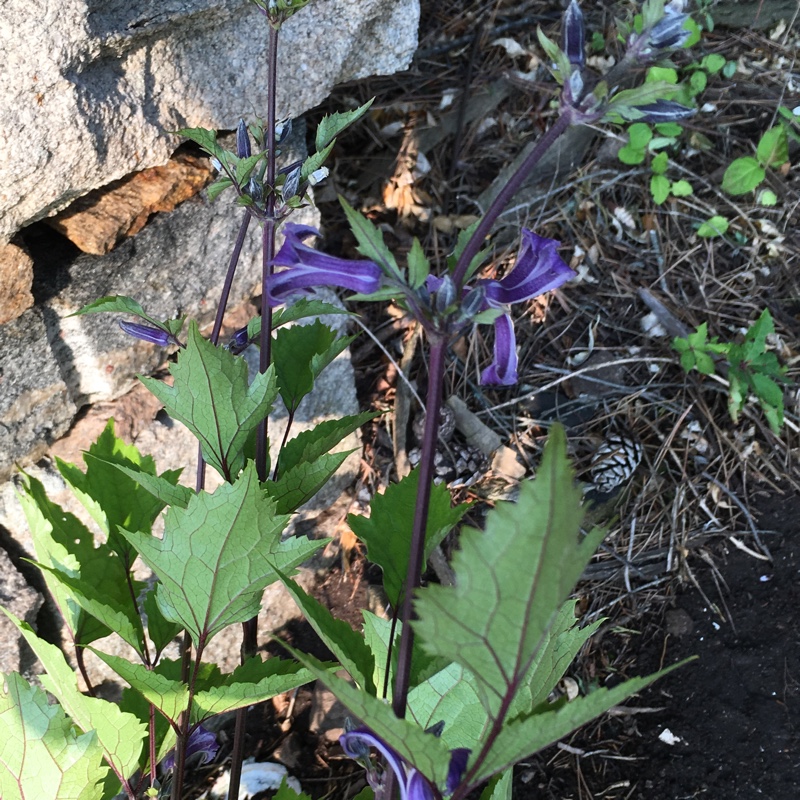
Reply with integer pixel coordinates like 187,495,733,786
162,725,219,771
476,229,574,385
635,100,696,122
562,0,585,68
340,727,470,800
268,223,382,306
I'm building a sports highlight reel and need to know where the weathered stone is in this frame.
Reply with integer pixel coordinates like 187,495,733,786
0,240,34,324
0,0,420,243
46,153,214,255
0,548,43,676
0,308,79,481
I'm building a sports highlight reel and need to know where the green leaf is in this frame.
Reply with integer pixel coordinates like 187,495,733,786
206,177,234,202
175,127,227,162
758,189,778,206
617,144,646,165
89,650,189,725
33,562,145,657
266,451,353,515
480,769,512,800
106,463,192,510
4,612,147,786
650,151,668,174
339,197,401,280
655,122,682,137
535,27,570,84
140,321,279,481
300,142,334,182
670,179,693,197
315,99,374,151
56,420,182,559
650,174,670,204
721,157,765,195
274,570,375,693
627,122,653,149
447,220,491,282
756,127,788,167
234,152,266,187
16,474,112,647
70,296,162,329
256,299,353,335
696,215,729,237
278,645,452,787
279,412,377,475
413,425,605,717
473,661,690,783
348,469,469,608
120,463,321,645
0,672,108,800
646,66,678,85
143,588,183,656
407,237,431,289
701,54,726,74
689,70,707,95
741,309,774,360
272,320,355,414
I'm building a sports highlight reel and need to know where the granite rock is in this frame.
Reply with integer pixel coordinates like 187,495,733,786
0,239,34,324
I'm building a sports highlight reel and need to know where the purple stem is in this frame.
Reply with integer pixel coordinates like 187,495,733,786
228,21,280,800
391,339,447,718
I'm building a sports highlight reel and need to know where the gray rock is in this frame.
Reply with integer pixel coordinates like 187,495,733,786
0,548,44,676
0,0,420,242
0,308,78,481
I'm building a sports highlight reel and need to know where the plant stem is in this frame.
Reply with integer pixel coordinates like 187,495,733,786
391,339,447,718
228,20,280,800
451,109,573,289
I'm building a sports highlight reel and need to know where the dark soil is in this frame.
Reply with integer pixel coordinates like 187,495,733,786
516,492,800,800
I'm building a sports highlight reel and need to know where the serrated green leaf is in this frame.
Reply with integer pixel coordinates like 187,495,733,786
120,463,321,645
272,320,355,413
689,70,707,95
89,650,189,725
206,177,234,202
348,469,469,608
300,142,334,182
143,588,183,656
447,220,491,282
250,299,353,337
741,309,774,359
0,672,108,800
650,174,670,204
758,189,778,206
650,151,668,174
655,122,682,136
266,451,353,515
339,197,402,280
140,321,279,481
407,662,489,751
5,611,146,786
70,296,161,328
16,474,111,647
474,661,690,783
413,426,605,717
106,463,192,510
407,237,431,289
234,152,265,187
480,769,512,800
696,215,729,237
646,66,678,85
33,562,145,656
278,644,452,787
756,127,788,167
722,157,765,195
275,777,313,800
617,144,646,165
274,570,374,693
279,412,377,475
56,420,181,560
702,54,726,74
627,122,653,149
535,26,569,84
175,127,226,161
315,99,374,151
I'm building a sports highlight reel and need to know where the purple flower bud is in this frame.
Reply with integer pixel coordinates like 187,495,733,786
282,165,302,201
446,748,471,795
237,119,251,159
118,320,172,347
275,118,293,144
636,100,695,122
562,1,585,68
457,286,485,321
434,274,458,313
648,11,691,50
228,325,250,354
246,176,263,203
162,725,219,771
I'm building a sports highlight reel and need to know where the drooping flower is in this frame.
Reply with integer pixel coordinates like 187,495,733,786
340,728,470,800
635,100,696,122
118,320,173,347
268,223,382,306
162,725,219,771
476,229,575,385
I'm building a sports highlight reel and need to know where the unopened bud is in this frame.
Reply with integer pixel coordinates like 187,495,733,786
459,286,485,320
434,274,458,313
275,118,293,144
236,119,251,159
282,165,302,200
562,1,585,68
119,320,172,347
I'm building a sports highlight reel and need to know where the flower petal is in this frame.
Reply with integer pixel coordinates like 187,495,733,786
268,223,382,305
162,725,218,770
339,729,407,797
481,312,518,385
446,748,471,795
482,229,574,306
118,320,172,347
407,769,436,800
563,1,585,68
